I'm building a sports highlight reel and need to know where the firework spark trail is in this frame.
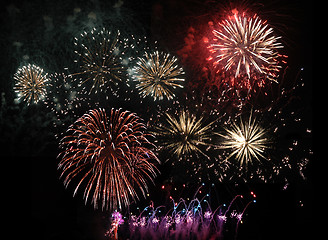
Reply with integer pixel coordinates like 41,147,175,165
58,108,159,210
132,51,185,100
14,64,49,105
43,73,77,137
209,11,284,87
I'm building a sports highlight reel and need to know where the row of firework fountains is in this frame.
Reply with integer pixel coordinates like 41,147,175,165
107,193,255,240
13,7,310,239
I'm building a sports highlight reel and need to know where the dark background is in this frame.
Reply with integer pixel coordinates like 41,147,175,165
0,0,313,239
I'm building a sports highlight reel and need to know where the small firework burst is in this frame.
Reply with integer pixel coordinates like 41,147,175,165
132,51,185,100
218,112,271,167
71,28,130,94
58,108,159,210
209,11,284,86
13,64,49,105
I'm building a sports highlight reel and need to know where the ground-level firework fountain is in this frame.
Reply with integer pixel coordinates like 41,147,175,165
106,211,124,240
108,191,255,240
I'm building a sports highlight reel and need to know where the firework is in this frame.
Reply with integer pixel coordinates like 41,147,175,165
71,28,130,94
58,108,159,210
107,211,124,240
13,64,49,105
218,112,270,167
127,191,255,240
209,11,284,86
153,109,215,160
44,73,77,136
131,51,185,100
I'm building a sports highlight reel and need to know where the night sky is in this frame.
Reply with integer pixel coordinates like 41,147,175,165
0,0,313,239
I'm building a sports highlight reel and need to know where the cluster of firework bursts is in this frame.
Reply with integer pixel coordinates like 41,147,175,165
12,3,311,238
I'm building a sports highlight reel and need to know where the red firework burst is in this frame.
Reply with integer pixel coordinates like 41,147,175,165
207,10,286,90
58,108,159,210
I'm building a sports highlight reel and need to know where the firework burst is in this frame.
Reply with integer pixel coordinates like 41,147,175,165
14,64,49,105
153,109,215,160
58,108,159,210
218,112,270,167
209,11,284,86
132,51,185,100
71,28,130,94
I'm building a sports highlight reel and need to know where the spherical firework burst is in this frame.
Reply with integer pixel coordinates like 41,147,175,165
218,112,271,167
209,11,284,86
13,64,49,105
153,109,215,160
71,28,130,94
132,51,185,100
58,108,159,210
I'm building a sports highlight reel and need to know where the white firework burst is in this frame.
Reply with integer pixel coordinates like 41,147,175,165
218,112,271,166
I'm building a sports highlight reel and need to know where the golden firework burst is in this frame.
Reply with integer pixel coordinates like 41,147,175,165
14,64,49,105
71,28,128,94
153,109,214,159
132,51,185,100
